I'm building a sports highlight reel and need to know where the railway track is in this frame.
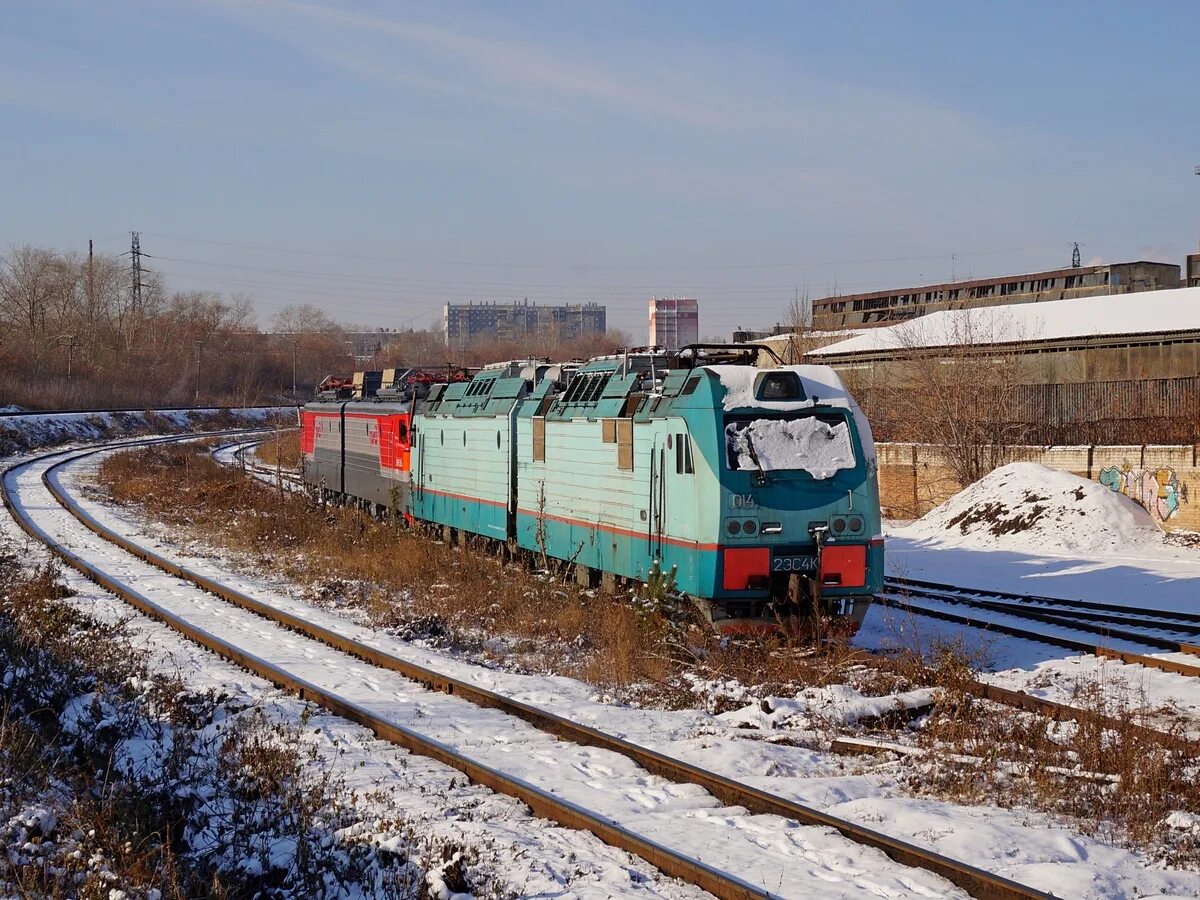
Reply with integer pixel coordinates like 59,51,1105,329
201,440,1194,757
206,437,1194,756
889,575,1200,630
0,404,296,418
0,433,1049,900
879,577,1200,679
212,438,303,488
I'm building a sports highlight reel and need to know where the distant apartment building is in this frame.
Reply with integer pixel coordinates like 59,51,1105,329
443,300,606,348
1188,254,1200,288
812,260,1181,330
648,296,699,349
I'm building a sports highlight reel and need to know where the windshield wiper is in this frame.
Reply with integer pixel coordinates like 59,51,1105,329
744,432,769,486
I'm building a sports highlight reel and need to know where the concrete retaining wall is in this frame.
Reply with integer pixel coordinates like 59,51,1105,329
877,442,1198,531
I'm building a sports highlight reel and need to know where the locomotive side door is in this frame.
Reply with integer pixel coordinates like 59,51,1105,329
649,432,666,561
648,425,698,588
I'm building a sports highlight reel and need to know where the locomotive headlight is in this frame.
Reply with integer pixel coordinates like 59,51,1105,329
726,519,742,535
756,371,803,401
742,520,757,535
831,516,847,535
848,516,863,533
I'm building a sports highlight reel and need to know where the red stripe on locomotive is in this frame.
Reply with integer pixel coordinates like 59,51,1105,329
300,408,412,473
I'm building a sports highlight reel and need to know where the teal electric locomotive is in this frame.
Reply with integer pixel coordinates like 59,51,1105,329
302,345,882,630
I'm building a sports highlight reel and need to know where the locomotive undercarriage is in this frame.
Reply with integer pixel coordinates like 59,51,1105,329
309,481,870,638
690,574,872,638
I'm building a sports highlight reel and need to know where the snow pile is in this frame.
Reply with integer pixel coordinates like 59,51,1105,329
725,416,856,478
714,683,936,731
895,462,1164,555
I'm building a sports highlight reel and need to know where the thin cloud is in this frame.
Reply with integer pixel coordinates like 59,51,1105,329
220,0,725,129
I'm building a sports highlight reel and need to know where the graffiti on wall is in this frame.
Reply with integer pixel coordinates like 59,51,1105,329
1098,464,1188,522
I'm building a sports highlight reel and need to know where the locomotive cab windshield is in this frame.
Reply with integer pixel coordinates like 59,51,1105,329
724,412,858,478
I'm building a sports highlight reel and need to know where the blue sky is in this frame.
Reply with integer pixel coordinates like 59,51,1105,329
2,1,1197,338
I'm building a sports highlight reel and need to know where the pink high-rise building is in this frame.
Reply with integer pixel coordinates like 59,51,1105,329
648,296,699,350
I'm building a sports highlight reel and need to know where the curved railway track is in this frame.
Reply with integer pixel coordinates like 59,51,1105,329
213,438,303,488
0,404,297,418
879,577,1200,679
0,433,1049,900
203,442,1194,757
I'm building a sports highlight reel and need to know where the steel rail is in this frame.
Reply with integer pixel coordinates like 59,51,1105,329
886,576,1200,626
853,653,1194,753
972,604,1200,641
210,438,303,486
877,595,1200,678
885,582,1200,636
230,440,303,485
880,587,1200,656
5,440,778,900
23,436,1049,900
0,404,296,418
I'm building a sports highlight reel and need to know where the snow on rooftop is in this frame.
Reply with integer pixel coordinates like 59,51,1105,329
754,327,873,343
708,364,877,465
809,285,1200,357
708,364,856,412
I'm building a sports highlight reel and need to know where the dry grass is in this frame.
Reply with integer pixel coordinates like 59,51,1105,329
97,443,868,698
870,644,1200,866
0,545,504,897
255,427,302,469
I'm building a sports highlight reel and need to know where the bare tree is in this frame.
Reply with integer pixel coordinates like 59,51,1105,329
780,289,820,363
877,306,1033,487
271,303,341,335
0,246,58,338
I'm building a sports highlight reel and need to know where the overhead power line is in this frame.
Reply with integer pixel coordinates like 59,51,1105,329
152,264,950,311
142,231,1046,273
151,253,826,293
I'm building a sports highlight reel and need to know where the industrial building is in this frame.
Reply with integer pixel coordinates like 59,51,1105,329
731,324,793,343
648,296,699,349
443,301,606,348
812,260,1181,330
808,286,1200,381
799,285,1200,444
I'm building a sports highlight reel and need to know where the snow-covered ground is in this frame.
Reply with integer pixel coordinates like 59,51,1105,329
24,450,971,899
858,462,1200,728
2,446,712,899
0,406,292,455
42,446,1200,897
